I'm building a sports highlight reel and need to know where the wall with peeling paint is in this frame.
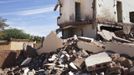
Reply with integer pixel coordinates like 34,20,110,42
58,0,134,38
58,0,134,24
96,0,117,22
96,0,134,23
80,0,94,20
58,0,93,25
58,0,75,24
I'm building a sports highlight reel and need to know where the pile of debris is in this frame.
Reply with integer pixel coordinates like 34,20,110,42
0,32,134,75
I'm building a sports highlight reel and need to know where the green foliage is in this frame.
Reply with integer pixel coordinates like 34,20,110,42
0,17,42,42
0,17,30,40
0,17,8,30
32,36,42,43
0,28,42,43
0,28,31,40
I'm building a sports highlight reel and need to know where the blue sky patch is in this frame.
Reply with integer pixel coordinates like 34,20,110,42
0,0,58,36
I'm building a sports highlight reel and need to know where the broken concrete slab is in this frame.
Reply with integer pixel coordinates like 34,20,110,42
98,30,113,41
103,42,134,57
78,37,105,48
98,29,131,42
81,50,89,57
77,40,104,53
111,32,131,43
85,52,112,71
73,58,85,69
85,52,112,66
1,33,134,75
37,31,63,55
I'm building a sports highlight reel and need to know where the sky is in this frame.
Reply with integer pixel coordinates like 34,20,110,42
0,0,59,37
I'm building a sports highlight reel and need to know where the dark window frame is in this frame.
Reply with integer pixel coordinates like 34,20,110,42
130,12,134,23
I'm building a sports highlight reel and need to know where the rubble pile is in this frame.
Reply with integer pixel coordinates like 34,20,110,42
0,34,134,75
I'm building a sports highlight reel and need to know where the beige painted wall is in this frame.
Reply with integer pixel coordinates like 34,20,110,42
10,41,34,50
0,43,10,50
0,41,34,51
10,42,24,50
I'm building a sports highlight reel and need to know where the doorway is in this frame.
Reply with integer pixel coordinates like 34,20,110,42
75,2,81,21
117,1,123,22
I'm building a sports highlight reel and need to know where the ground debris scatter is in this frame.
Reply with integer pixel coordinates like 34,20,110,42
0,32,134,75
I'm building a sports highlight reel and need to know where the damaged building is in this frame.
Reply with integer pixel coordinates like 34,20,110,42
55,0,134,39
55,0,134,57
1,0,134,75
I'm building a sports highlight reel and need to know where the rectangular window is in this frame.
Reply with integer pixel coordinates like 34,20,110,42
75,2,81,21
130,12,134,23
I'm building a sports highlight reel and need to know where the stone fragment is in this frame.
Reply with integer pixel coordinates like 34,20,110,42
37,31,63,54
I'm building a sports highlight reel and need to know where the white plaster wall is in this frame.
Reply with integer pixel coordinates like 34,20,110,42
96,0,117,22
58,0,75,24
121,0,134,23
80,0,94,20
96,0,134,23
58,0,94,24
58,0,134,24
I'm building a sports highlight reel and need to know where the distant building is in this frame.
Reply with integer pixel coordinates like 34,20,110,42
56,0,134,38
0,39,35,51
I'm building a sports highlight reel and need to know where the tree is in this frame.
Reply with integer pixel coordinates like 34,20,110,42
0,17,42,42
0,17,8,30
0,28,31,40
0,28,42,43
32,36,42,43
